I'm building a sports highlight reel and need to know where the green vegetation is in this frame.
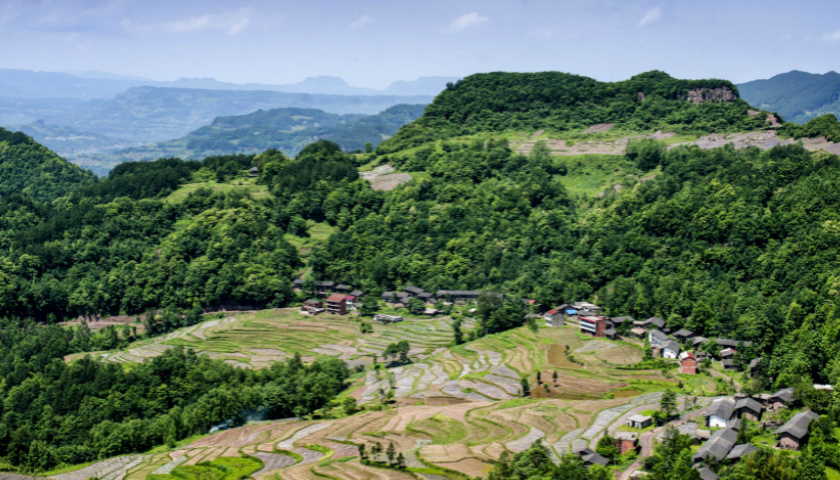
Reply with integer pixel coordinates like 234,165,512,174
150,456,263,480
0,127,96,202
378,70,769,153
784,114,840,143
738,70,840,124
487,443,612,480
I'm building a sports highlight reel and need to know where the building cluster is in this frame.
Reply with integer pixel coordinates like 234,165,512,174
687,387,822,479
293,280,365,315
642,326,755,374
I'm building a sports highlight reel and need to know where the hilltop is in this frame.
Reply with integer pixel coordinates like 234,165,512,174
739,70,840,124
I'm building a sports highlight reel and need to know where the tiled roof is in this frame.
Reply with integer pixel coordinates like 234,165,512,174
705,398,736,420
735,397,762,414
725,444,757,460
776,410,820,440
693,427,737,462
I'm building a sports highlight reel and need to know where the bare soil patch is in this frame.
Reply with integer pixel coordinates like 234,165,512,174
547,344,582,369
582,123,614,134
370,173,412,191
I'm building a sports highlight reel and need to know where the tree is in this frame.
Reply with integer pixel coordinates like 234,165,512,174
372,442,383,457
595,435,619,460
452,317,464,345
407,297,426,315
660,389,677,418
386,442,396,465
359,294,380,316
396,452,405,469
521,377,531,397
364,142,373,154
358,443,367,461
799,446,828,480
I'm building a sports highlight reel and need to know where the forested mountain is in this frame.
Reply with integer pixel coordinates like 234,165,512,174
0,128,96,202
4,121,133,156
739,70,840,124
93,104,426,165
378,70,770,153
3,70,840,474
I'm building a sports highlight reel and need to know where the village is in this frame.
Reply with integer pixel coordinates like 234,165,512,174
289,280,832,479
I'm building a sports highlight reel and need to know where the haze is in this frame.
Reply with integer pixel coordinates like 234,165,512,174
3,0,840,88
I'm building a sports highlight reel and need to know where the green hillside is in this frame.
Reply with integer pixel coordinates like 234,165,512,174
378,70,770,153
739,70,840,123
0,127,96,202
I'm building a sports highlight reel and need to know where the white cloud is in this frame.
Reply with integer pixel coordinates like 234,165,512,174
824,29,840,43
637,6,661,29
350,14,375,30
127,8,252,36
447,12,487,33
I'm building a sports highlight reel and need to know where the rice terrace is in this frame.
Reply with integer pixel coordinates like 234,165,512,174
51,305,737,480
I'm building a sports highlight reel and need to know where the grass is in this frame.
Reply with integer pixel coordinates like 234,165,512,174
827,467,840,480
283,221,337,259
166,176,269,203
150,456,262,480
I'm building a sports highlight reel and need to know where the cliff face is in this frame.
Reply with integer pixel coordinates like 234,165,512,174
686,87,737,104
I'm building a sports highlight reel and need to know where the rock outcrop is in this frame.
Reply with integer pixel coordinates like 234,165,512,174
686,87,737,104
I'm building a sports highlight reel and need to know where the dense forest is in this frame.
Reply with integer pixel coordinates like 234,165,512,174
0,127,97,202
377,71,771,153
0,318,349,472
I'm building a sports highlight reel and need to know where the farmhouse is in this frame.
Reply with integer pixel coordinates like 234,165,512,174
615,431,639,454
693,426,738,463
373,314,403,323
575,448,609,467
626,414,653,429
662,339,680,359
325,293,347,315
673,329,695,343
748,357,761,376
679,351,698,374
649,329,669,348
544,309,563,326
315,281,335,296
734,397,763,422
705,398,735,428
303,299,324,314
580,315,607,337
769,387,795,410
611,315,635,325
334,284,351,294
719,348,737,359
436,290,484,303
776,410,820,450
725,444,757,463
404,285,425,296
695,467,719,480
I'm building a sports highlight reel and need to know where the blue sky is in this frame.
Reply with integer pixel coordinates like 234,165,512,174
2,0,839,88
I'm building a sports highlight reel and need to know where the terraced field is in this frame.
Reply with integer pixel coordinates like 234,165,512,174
60,312,710,479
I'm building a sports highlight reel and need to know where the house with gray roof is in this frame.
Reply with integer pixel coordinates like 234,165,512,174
673,329,695,343
662,339,680,359
575,448,610,467
725,444,757,462
649,329,670,348
693,427,738,463
769,387,796,410
717,338,753,348
696,467,719,480
611,315,635,324
776,410,820,450
705,398,736,428
735,397,763,421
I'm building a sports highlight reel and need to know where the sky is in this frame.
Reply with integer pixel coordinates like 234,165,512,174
1,0,840,88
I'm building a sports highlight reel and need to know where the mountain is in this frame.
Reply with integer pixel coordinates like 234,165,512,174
91,104,425,167
738,70,840,124
0,127,96,202
378,70,770,153
3,120,133,156
0,68,455,99
0,86,434,145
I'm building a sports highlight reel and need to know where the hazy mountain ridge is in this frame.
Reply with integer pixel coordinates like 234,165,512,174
738,70,840,124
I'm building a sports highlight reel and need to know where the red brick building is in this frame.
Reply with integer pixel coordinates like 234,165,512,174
614,432,638,455
679,351,697,374
579,316,606,337
326,293,347,315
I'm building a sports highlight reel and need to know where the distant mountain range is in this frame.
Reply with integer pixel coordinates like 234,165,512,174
78,104,426,173
0,68,459,99
738,70,840,124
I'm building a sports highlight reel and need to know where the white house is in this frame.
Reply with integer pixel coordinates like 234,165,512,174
705,398,736,428
662,340,680,359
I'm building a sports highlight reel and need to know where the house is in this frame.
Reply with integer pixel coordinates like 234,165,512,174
695,467,720,480
721,359,737,370
630,326,647,338
815,384,835,392
404,286,426,297
769,387,795,410
349,290,364,298
649,329,669,348
705,398,735,428
574,301,602,312
381,292,396,302
693,427,738,463
626,414,653,429
611,316,635,325
673,329,695,343
292,278,304,291
776,410,820,450
325,293,347,315
580,316,607,337
417,292,435,303
716,338,753,348
615,431,639,454
303,299,324,313
373,314,403,324
725,444,757,463
692,336,709,348
662,340,680,359
544,309,563,326
719,348,737,359
575,448,609,467
436,290,484,303
679,351,698,374
645,317,665,329
315,281,335,296
334,284,351,294
734,397,763,422
249,166,259,177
